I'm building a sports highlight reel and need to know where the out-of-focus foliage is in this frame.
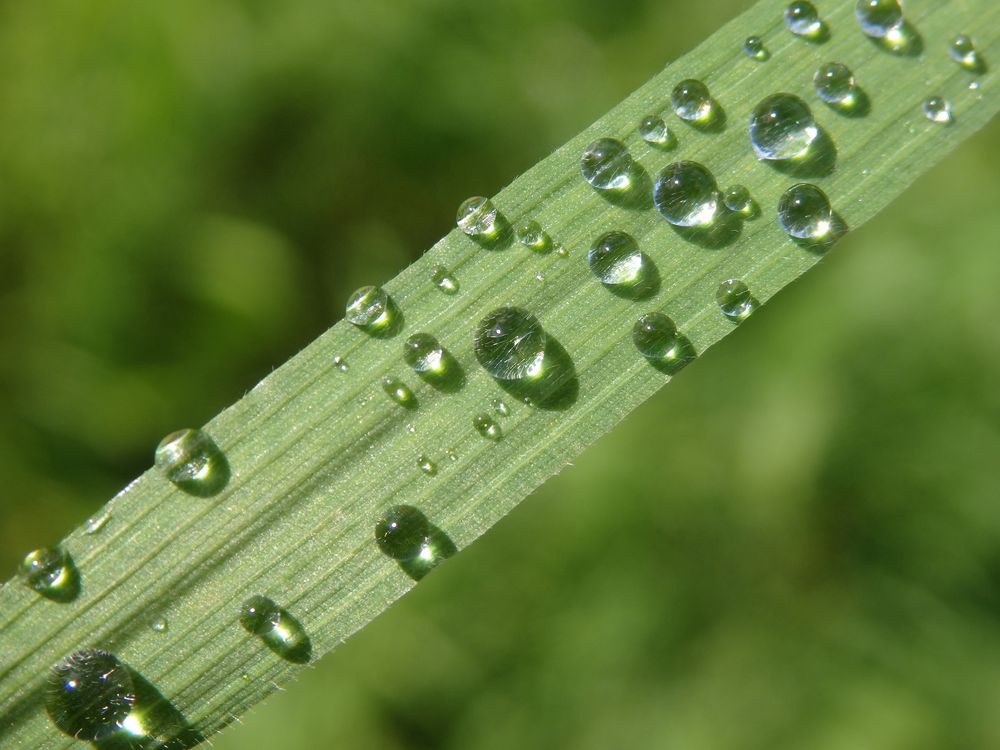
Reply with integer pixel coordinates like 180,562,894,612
0,0,998,747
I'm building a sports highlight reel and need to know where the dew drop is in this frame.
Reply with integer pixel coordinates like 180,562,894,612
239,596,311,664
555,245,569,258
491,398,510,417
374,505,455,579
670,79,713,122
638,115,673,146
784,1,823,38
332,355,349,372
949,34,981,71
345,285,390,328
406,423,417,434
749,93,819,160
922,96,953,124
84,510,111,535
716,279,758,320
580,138,634,190
813,62,858,105
417,454,437,476
20,546,80,602
473,414,503,441
154,428,230,497
403,333,445,373
47,649,136,741
150,618,168,634
445,448,459,462
744,35,769,60
855,0,903,40
632,313,679,360
588,231,644,286
381,376,417,408
653,161,720,227
430,264,459,294
515,220,549,251
723,185,754,215
457,197,503,238
778,183,833,239
473,307,546,381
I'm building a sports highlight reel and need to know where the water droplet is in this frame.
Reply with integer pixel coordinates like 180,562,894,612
784,1,823,38
332,355,349,372
922,96,953,124
491,398,510,417
555,245,569,258
716,279,758,320
580,138,634,190
638,115,673,146
670,79,713,122
47,649,136,741
403,333,445,373
632,313,679,359
723,185,754,215
473,414,503,441
445,448,459,462
417,454,437,476
515,220,549,251
374,505,456,580
814,62,858,105
969,80,980,91
749,93,819,160
456,196,503,238
84,510,111,535
406,423,417,434
381,376,417,408
20,546,80,602
430,264,459,294
778,183,833,239
154,428,230,497
653,161,719,227
855,0,903,40
239,596,312,664
588,231,644,286
743,35,769,61
345,285,390,328
150,618,168,634
474,307,546,381
949,34,978,69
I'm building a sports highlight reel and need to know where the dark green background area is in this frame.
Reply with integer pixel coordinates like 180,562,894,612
2,1,999,747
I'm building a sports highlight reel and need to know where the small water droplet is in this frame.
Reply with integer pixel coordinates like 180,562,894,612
723,185,754,215
491,398,510,417
430,264,459,294
417,454,437,476
588,231,645,286
332,355,349,372
239,596,311,664
778,183,833,239
20,546,80,602
580,138,634,190
632,313,679,360
949,34,980,70
381,376,417,408
784,1,824,38
445,448,459,462
814,62,858,105
47,649,136,741
150,618,168,634
84,510,111,535
743,35,769,61
969,80,980,91
653,161,720,227
515,220,549,251
154,428,230,497
406,423,417,434
638,115,673,146
403,333,445,373
670,79,714,122
473,414,503,441
555,245,569,258
749,93,819,160
345,285,391,328
922,96,953,124
457,196,504,238
716,279,758,320
855,0,903,40
474,307,546,381
374,505,456,580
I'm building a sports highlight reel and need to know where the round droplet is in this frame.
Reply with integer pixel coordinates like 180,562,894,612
491,398,510,417
723,185,753,214
778,183,833,239
749,93,819,160
814,62,858,105
20,546,78,601
457,196,501,237
84,510,111,535
154,428,229,497
716,279,757,320
743,35,769,61
403,333,445,374
638,115,672,145
670,79,713,122
554,245,569,258
474,307,546,381
515,220,547,250
239,596,311,663
473,414,502,441
588,231,643,286
381,376,416,407
949,34,980,70
150,618,168,634
47,649,136,741
417,454,437,476
332,355,349,372
632,313,679,359
922,96,953,124
345,285,390,327
375,505,431,561
855,0,903,39
653,161,720,227
430,264,459,294
580,138,634,190
785,1,822,37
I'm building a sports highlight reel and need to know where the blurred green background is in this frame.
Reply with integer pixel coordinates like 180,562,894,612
2,0,999,747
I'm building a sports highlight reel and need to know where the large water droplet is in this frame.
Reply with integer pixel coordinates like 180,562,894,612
749,93,819,160
47,649,136,741
638,115,673,146
784,1,824,38
474,307,546,381
239,595,312,664
743,35,769,61
588,231,644,286
922,96,953,124
456,197,503,238
473,414,503,441
716,279,758,320
580,138,634,190
855,0,903,39
430,264,459,294
345,285,390,328
778,183,833,239
154,428,230,497
20,546,80,602
632,313,679,359
381,376,417,408
670,79,714,122
515,220,549,251
375,505,456,580
653,161,719,227
814,62,858,105
949,34,982,71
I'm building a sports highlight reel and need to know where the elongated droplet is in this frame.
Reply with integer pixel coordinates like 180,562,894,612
84,510,111,535
632,313,679,359
430,264,459,294
381,376,416,408
749,93,819,160
47,649,136,741
473,414,503,441
240,596,312,663
922,96,953,124
784,1,823,38
588,231,644,286
154,428,229,497
638,115,672,146
855,0,903,39
716,279,758,320
375,505,431,560
778,184,833,239
580,138,634,190
670,79,713,122
814,62,858,105
653,161,719,227
743,35,769,61
20,546,80,602
474,307,546,380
